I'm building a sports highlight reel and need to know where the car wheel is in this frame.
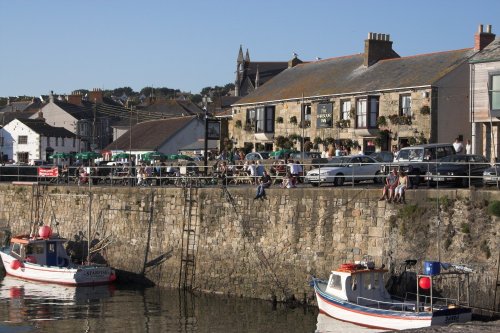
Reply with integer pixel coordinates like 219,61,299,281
334,174,344,186
374,171,384,184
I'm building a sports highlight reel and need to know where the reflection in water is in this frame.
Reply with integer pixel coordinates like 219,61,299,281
0,275,319,333
315,313,386,333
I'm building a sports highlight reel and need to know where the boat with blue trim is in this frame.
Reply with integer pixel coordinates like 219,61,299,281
312,261,471,330
0,226,116,286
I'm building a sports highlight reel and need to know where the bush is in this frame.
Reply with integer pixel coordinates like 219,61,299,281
487,200,500,217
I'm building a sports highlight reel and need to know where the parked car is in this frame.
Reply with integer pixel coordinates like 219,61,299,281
483,165,500,186
382,143,456,187
289,152,321,160
304,155,384,187
369,151,394,163
424,154,490,187
245,152,270,160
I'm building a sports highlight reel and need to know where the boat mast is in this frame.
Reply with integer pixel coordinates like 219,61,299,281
87,192,92,264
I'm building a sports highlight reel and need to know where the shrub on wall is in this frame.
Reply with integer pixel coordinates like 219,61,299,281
276,116,284,124
420,105,430,115
487,200,500,216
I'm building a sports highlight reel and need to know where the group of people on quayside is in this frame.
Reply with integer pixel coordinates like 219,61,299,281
378,167,408,204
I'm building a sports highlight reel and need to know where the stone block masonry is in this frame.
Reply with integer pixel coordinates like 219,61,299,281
0,184,498,311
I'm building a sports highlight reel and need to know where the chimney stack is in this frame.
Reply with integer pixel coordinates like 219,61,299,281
364,32,399,67
288,52,302,68
67,90,82,106
89,88,103,104
49,91,54,103
475,24,495,51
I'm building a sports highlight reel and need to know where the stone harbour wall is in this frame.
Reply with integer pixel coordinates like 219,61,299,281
0,184,498,311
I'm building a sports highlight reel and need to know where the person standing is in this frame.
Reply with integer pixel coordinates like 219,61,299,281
453,138,464,154
465,139,472,155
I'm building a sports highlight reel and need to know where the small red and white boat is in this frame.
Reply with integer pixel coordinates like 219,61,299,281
0,226,116,286
312,261,471,331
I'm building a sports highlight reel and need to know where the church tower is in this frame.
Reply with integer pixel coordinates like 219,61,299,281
235,45,244,97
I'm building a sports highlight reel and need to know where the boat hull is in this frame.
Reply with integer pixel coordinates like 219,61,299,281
1,251,115,286
314,280,471,331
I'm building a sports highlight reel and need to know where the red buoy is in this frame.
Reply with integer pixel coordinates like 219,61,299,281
38,225,52,238
10,259,22,270
419,277,431,289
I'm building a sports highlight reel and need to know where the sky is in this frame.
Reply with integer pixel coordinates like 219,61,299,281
1,0,499,98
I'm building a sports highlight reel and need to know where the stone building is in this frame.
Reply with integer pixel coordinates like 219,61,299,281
469,24,500,162
230,28,488,154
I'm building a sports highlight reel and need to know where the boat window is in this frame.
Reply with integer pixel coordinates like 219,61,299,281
48,243,56,254
363,275,372,290
33,244,44,255
373,273,379,289
329,274,342,290
12,243,21,256
26,244,33,255
351,276,357,291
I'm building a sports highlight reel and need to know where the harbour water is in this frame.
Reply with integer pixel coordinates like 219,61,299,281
0,275,384,333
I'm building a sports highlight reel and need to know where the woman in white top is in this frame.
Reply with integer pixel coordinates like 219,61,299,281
394,170,408,204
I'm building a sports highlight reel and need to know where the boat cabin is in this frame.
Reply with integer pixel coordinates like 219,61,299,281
325,264,392,304
9,236,71,267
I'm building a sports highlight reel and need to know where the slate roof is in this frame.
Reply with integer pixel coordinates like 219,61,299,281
239,61,288,94
235,48,476,105
470,38,500,62
17,118,76,138
52,99,126,122
139,99,204,116
105,116,197,151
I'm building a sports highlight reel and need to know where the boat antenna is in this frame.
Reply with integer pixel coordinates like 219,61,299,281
87,192,92,264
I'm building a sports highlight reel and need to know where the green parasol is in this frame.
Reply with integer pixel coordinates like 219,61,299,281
142,151,169,161
75,151,102,160
270,149,296,157
169,154,193,161
112,152,131,160
49,152,71,159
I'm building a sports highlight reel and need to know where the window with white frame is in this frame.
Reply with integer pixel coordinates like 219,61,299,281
246,109,256,130
255,106,275,133
341,100,351,120
400,94,412,116
356,97,379,128
302,104,311,127
356,99,367,128
492,74,500,111
18,135,28,144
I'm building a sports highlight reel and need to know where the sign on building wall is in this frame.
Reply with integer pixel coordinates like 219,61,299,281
207,120,221,140
316,103,333,128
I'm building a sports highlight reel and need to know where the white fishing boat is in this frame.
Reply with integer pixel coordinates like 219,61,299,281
0,225,116,286
312,261,471,331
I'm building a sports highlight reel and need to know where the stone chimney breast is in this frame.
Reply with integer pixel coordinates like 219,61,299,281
364,32,399,67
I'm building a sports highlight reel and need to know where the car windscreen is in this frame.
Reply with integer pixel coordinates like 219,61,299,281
397,149,423,161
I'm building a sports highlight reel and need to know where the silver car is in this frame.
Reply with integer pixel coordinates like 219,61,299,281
305,155,384,186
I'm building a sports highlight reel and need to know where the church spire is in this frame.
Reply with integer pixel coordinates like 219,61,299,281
237,44,244,63
245,48,250,63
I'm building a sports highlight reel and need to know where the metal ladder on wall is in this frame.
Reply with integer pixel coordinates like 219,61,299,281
178,183,199,290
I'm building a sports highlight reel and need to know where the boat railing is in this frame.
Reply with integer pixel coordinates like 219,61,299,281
356,296,416,312
405,292,459,308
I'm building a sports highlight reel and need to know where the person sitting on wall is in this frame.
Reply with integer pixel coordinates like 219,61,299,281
254,170,272,200
394,170,408,204
379,168,399,202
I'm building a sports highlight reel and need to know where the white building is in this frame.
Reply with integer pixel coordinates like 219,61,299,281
0,118,81,164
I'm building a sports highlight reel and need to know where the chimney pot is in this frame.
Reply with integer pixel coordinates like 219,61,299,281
487,24,492,33
386,34,390,41
478,24,483,33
